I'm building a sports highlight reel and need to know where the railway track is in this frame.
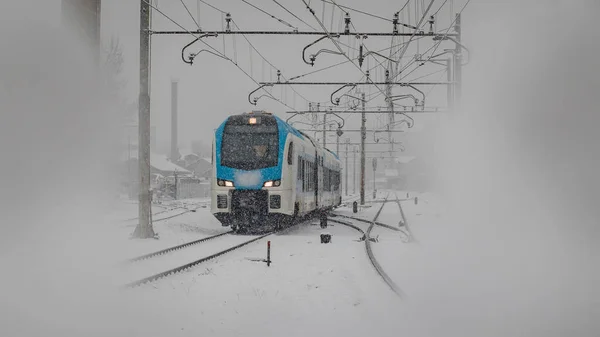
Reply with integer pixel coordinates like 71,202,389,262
121,204,208,230
121,223,298,288
328,194,405,298
365,196,405,297
124,230,233,263
329,213,402,232
121,200,209,222
393,192,414,242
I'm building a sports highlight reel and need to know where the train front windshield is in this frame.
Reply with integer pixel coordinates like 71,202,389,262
221,122,279,170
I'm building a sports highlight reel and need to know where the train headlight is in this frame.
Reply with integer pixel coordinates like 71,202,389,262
263,180,280,187
217,179,234,187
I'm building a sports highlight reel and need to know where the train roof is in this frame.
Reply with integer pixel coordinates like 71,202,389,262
325,148,340,160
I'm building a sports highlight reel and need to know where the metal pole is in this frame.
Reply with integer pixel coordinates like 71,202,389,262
322,113,326,148
454,13,462,112
385,59,395,169
345,138,349,196
353,146,356,195
171,79,178,162
128,133,132,199
336,130,340,157
93,0,101,67
133,0,154,239
373,161,376,197
447,58,454,112
360,92,366,205
310,103,317,140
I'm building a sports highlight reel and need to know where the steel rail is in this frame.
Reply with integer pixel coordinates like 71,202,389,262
394,192,414,242
328,195,405,298
330,213,400,232
366,194,405,297
123,222,301,288
123,232,271,288
124,231,233,263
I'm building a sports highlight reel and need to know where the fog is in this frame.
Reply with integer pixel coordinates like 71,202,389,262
395,1,600,336
1,1,599,336
0,3,144,335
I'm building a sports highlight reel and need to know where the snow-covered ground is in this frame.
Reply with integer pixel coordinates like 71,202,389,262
2,190,597,337
104,197,226,258
115,194,406,337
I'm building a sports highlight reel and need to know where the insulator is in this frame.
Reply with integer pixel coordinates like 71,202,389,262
344,13,351,34
393,12,399,34
358,45,364,67
225,13,232,32
429,15,435,34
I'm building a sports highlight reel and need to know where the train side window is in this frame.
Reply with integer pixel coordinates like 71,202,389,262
306,161,311,191
300,158,304,191
288,142,294,165
308,162,311,191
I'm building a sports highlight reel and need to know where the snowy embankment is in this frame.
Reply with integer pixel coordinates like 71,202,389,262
102,197,227,260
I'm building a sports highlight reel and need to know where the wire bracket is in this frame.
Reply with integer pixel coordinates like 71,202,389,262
181,33,219,65
330,84,357,106
248,83,274,105
302,34,341,66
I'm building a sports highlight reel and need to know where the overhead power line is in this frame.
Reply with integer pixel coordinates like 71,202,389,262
301,0,390,103
198,0,226,14
231,19,312,106
151,30,455,37
394,0,471,82
179,0,200,29
432,0,451,16
318,0,393,23
142,0,298,112
241,0,298,30
398,0,410,14
365,0,471,104
390,0,436,62
272,0,319,31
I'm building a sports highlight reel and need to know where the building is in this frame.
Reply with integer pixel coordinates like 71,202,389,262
176,148,212,179
120,150,192,198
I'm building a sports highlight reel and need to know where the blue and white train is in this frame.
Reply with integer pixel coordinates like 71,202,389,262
210,110,342,232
